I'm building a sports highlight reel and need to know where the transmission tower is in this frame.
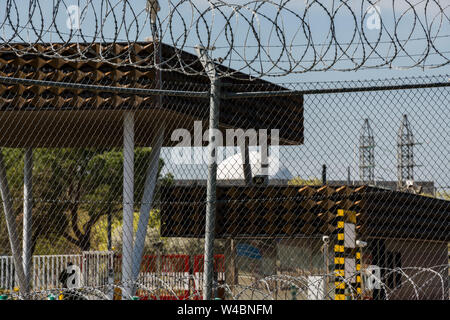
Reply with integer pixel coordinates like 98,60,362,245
359,118,375,185
397,114,419,189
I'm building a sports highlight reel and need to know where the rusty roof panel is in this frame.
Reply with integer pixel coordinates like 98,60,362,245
159,185,450,241
0,43,304,147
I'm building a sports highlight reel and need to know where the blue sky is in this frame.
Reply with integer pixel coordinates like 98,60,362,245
2,0,449,78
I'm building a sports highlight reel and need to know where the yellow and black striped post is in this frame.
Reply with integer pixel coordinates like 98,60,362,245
355,247,362,297
334,209,360,300
334,209,346,300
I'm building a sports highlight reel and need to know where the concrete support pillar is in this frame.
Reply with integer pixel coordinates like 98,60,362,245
23,148,33,294
195,45,220,300
0,150,26,296
131,126,164,290
122,111,135,299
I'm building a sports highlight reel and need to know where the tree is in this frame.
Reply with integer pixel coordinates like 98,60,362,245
95,210,209,256
0,147,172,255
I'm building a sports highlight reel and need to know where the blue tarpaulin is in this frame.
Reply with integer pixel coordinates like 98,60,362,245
236,243,262,259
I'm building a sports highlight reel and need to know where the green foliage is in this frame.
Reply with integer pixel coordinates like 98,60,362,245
288,176,321,186
0,147,171,255
419,191,450,200
91,210,161,252
436,191,450,200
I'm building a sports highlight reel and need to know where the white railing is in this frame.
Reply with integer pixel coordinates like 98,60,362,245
138,272,191,291
32,254,82,290
0,256,15,291
0,251,113,292
82,251,114,288
194,271,226,295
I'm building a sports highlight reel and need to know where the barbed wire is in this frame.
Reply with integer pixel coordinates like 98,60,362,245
1,0,449,78
1,266,447,300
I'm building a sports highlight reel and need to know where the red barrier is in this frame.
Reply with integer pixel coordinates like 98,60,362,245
114,253,225,300
138,254,190,300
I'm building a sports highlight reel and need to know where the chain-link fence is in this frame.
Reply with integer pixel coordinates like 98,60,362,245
0,42,448,300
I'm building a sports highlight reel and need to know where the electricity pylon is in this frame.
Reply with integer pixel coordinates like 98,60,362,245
359,118,375,185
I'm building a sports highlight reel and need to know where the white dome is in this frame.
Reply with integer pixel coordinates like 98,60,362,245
218,151,291,180
271,166,294,180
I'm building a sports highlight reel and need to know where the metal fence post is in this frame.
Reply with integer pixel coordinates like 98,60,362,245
195,45,221,300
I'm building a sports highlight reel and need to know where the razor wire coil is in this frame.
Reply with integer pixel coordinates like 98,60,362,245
0,0,449,78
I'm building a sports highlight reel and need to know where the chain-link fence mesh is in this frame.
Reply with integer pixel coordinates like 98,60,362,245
0,41,448,300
